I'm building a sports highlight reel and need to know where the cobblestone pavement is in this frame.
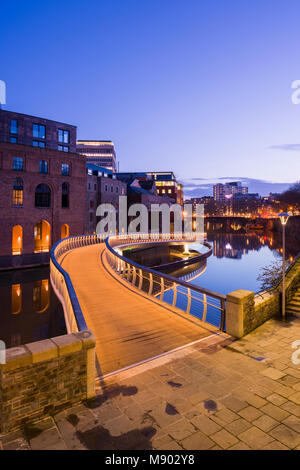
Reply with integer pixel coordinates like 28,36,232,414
1,314,300,450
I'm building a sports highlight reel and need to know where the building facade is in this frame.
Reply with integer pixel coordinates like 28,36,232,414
85,164,127,234
0,109,77,153
146,172,183,205
77,140,117,172
0,139,86,269
213,181,248,201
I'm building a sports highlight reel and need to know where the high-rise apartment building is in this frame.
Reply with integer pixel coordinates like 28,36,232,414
76,140,117,172
213,181,248,201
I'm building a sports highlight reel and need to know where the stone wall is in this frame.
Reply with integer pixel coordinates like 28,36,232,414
250,291,280,335
0,330,95,434
226,257,300,338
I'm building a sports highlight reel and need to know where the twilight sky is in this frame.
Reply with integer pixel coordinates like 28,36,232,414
1,0,300,186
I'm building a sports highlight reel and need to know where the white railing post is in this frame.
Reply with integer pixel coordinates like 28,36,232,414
172,283,177,308
148,273,153,296
160,277,164,301
138,269,143,290
132,266,136,285
187,287,191,314
202,294,207,322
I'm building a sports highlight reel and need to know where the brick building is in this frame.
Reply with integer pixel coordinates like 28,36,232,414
0,138,86,269
85,164,127,234
0,109,77,153
146,172,184,206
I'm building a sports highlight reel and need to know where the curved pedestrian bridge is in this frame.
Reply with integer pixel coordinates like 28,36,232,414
52,236,224,377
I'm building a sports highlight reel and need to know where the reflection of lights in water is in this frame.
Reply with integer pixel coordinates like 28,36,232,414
225,243,232,250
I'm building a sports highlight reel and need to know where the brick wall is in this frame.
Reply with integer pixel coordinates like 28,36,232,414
0,330,95,434
0,109,77,152
0,141,86,267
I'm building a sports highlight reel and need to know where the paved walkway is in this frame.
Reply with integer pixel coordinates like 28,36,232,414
58,244,218,376
2,312,300,450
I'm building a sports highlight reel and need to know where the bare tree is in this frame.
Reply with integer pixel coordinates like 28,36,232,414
257,260,285,291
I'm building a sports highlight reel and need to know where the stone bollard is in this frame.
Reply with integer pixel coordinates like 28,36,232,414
226,289,255,338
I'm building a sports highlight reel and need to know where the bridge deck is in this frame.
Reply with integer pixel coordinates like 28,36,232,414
60,244,219,376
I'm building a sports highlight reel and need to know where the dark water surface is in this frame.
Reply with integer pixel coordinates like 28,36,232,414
0,266,66,348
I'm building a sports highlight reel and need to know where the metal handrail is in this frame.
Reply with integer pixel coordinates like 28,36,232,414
50,232,226,332
105,234,226,330
50,234,104,332
105,237,225,302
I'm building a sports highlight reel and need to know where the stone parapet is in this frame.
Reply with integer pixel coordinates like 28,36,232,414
0,330,95,434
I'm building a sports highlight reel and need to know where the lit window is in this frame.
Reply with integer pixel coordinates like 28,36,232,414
58,145,69,152
13,157,23,171
33,141,45,148
10,137,17,143
33,124,45,139
39,160,48,174
62,163,70,176
13,178,23,206
12,225,23,254
10,119,18,134
58,129,70,144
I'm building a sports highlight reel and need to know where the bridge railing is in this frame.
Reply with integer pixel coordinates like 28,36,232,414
50,234,105,333
50,232,226,333
105,234,226,331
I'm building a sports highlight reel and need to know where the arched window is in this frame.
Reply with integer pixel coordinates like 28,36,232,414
35,184,51,207
61,224,69,239
12,225,23,255
62,182,69,208
34,220,51,252
13,177,23,206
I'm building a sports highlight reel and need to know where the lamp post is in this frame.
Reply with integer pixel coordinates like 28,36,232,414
278,212,290,317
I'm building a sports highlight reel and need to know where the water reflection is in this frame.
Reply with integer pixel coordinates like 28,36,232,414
186,233,298,295
0,266,66,348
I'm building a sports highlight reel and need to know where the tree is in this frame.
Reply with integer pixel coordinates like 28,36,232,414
257,260,284,291
278,182,300,205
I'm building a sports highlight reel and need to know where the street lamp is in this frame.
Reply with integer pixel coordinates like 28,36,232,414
278,212,290,317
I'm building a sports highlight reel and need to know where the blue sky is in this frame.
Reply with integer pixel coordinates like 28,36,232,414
1,0,300,187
